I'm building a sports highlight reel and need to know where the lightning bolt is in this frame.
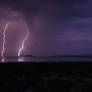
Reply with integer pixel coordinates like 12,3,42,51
18,29,29,57
1,23,9,57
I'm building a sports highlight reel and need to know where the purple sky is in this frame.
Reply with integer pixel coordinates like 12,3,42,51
0,0,92,56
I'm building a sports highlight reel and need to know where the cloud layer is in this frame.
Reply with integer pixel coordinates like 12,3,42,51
0,0,92,56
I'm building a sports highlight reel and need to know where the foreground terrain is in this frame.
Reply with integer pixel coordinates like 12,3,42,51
0,62,92,92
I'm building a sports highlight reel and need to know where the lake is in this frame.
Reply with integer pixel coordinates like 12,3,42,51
0,56,92,62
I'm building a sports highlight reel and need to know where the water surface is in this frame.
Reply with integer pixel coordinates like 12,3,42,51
0,56,92,62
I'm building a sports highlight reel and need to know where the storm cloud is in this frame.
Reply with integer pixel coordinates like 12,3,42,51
0,0,92,56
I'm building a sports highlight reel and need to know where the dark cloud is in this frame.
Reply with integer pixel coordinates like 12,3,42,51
0,0,92,56
0,0,89,17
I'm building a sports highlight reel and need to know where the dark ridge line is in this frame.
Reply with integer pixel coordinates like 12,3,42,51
21,55,92,58
0,62,91,64
0,56,18,58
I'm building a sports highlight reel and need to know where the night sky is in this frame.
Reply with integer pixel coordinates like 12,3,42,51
0,0,92,57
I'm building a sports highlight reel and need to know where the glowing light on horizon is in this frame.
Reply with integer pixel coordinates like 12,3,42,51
1,22,9,57
1,58,5,62
18,57,24,62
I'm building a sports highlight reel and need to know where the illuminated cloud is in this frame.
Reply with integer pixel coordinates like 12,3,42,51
0,7,30,57
0,0,92,56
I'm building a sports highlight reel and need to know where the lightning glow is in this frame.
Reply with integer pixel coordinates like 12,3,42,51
1,22,9,57
18,28,30,57
1,58,5,62
18,57,24,62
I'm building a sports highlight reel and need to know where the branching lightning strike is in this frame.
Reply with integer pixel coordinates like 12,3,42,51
1,23,9,57
18,29,29,57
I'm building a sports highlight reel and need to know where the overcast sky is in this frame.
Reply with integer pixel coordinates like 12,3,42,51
0,0,92,56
